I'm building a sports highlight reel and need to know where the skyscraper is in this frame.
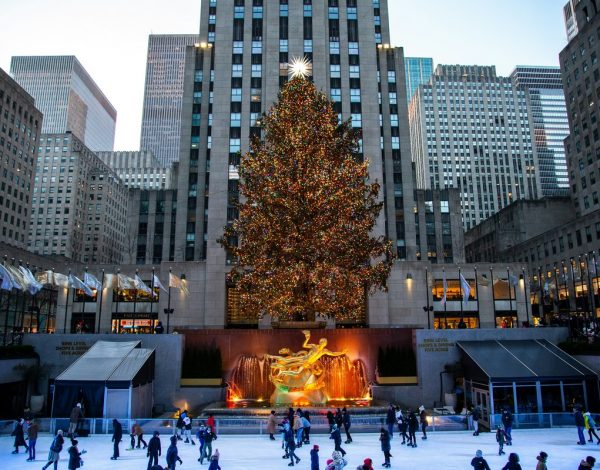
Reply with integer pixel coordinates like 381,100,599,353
140,34,200,166
510,66,570,197
409,65,541,230
563,0,580,42
10,56,116,152
96,150,173,190
404,57,433,101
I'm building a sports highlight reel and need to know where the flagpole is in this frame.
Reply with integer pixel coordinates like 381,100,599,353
506,267,513,327
490,266,496,328
64,269,71,334
424,267,431,329
593,252,599,321
167,267,172,334
538,266,544,321
569,258,579,333
522,267,530,326
28,264,37,333
458,266,464,325
474,266,480,328
2,255,8,346
97,269,105,334
150,267,155,331
133,269,138,334
585,254,595,329
579,256,588,330
16,260,25,333
81,267,87,333
115,269,121,333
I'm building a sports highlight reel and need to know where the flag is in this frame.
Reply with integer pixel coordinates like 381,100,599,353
19,266,43,295
460,273,471,303
69,274,93,297
169,273,189,295
509,274,519,287
440,271,447,305
5,265,25,291
477,273,490,287
153,274,167,293
543,282,549,294
53,272,70,288
0,264,16,291
117,274,136,290
134,275,152,295
84,272,102,291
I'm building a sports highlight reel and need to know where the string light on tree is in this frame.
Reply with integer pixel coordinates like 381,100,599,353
288,56,313,79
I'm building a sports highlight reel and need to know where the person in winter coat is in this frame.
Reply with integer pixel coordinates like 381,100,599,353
175,411,185,440
206,413,216,433
310,444,320,470
11,418,28,454
501,452,522,470
134,422,148,449
67,439,86,470
42,430,64,470
111,418,123,460
379,428,391,468
579,456,596,469
208,449,221,470
407,410,419,448
183,416,195,444
496,425,506,456
330,424,346,456
196,423,206,461
335,408,343,429
201,426,216,463
501,408,514,445
359,458,374,470
385,404,396,439
328,450,348,470
166,436,183,469
535,451,548,470
303,410,311,444
327,410,335,432
471,406,481,436
584,412,600,443
287,407,296,427
267,410,278,440
342,408,352,444
575,406,587,445
68,404,83,437
147,431,162,470
26,418,39,461
418,405,428,440
130,423,137,450
470,450,491,470
294,411,304,447
395,408,407,444
285,423,301,466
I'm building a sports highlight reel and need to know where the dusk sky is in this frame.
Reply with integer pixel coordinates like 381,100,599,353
0,0,567,150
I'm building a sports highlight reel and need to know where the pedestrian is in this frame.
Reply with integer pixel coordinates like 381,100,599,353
470,449,491,470
330,423,346,457
535,451,548,470
501,407,514,445
11,418,28,454
197,423,206,462
330,450,348,470
147,431,161,470
42,430,64,470
501,453,522,470
183,415,195,444
208,449,221,470
267,410,277,440
154,321,164,334
327,410,335,432
303,410,312,444
471,406,481,436
310,444,320,470
342,407,352,444
110,418,123,460
584,412,600,443
407,410,419,448
379,428,391,468
285,421,301,466
294,411,304,447
496,425,506,456
68,403,83,438
134,421,148,449
395,408,407,444
575,406,587,445
385,404,395,439
579,456,596,469
26,418,39,461
67,439,86,470
419,405,428,440
166,436,183,469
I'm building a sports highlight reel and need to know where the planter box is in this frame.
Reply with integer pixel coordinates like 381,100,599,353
376,375,418,385
180,378,222,387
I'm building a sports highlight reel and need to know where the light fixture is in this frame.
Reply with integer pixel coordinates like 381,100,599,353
288,56,312,79
406,273,413,280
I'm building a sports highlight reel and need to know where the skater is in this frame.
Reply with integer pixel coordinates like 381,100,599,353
579,456,596,469
202,425,216,463
42,430,64,470
134,422,148,449
575,406,587,445
327,410,335,432
67,439,86,470
288,407,296,426
419,405,428,440
584,412,600,443
129,422,136,450
183,415,195,444
535,451,548,470
385,404,396,439
206,413,216,433
26,418,39,461
294,410,304,447
471,406,481,436
407,410,419,448
501,407,514,445
342,408,352,444
280,419,290,459
501,452,522,470
302,411,312,444
11,418,28,454
329,450,348,470
470,450,491,470
147,431,161,470
267,410,277,440
285,421,301,466
335,408,343,429
496,425,506,456
110,418,123,460
166,436,183,469
379,427,391,468
395,408,407,444
359,458,374,470
197,423,206,461
208,449,221,470
330,423,346,457
175,411,186,440
68,403,83,438
310,444,320,470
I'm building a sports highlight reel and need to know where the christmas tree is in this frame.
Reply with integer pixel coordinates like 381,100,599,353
220,74,394,322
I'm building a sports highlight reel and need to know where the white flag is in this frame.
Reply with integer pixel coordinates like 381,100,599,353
153,274,167,294
69,274,93,297
460,273,471,303
5,265,25,291
117,274,136,290
19,266,43,295
169,273,189,295
509,274,519,287
0,264,16,291
84,272,102,291
53,272,70,288
134,275,152,295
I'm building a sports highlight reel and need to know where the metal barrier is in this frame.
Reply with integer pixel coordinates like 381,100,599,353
489,412,580,429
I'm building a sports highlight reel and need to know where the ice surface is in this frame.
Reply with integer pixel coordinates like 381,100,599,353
1,428,596,469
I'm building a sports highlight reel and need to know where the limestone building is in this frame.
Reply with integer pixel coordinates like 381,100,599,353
96,150,174,190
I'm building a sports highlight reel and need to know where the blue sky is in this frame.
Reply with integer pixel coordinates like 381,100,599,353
0,0,568,150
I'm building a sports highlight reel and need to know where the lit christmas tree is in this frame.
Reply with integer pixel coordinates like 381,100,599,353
220,72,394,322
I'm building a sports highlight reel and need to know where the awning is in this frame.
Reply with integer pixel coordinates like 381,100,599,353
457,339,598,382
109,347,155,387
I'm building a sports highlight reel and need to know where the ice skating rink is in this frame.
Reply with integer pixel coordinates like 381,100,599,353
1,428,595,469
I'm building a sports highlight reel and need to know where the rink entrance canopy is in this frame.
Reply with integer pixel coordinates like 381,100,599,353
52,341,155,419
458,339,599,421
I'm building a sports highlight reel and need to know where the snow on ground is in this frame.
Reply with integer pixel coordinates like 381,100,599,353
1,428,598,469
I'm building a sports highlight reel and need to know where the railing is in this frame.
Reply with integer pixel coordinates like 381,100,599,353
489,412,579,429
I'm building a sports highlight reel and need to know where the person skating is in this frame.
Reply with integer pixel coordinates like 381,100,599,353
501,408,514,445
287,407,296,427
67,439,86,470
196,423,206,461
11,418,28,454
206,413,215,433
501,452,522,470
285,421,301,466
129,422,136,450
535,451,548,470
110,418,123,460
184,415,195,444
294,411,304,447
358,458,374,470
584,412,600,443
147,431,162,470
470,450,491,470
26,418,39,461
166,436,183,469
575,406,587,445
310,444,320,470
418,405,428,440
327,410,335,433
175,410,186,441
395,408,407,444
42,430,64,470
267,410,277,440
329,450,348,470
330,423,346,457
471,406,481,436
303,410,311,444
407,410,419,448
134,422,148,449
202,426,216,463
280,419,290,459
496,425,506,456
385,404,395,439
379,427,392,468
579,456,596,469
208,449,221,470
342,408,352,444
68,404,83,438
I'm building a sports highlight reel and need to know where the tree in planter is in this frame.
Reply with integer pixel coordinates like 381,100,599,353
14,361,49,413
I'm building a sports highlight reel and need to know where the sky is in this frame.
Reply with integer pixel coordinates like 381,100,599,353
0,0,568,151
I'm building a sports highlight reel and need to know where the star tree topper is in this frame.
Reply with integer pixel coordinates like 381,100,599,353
288,56,313,79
